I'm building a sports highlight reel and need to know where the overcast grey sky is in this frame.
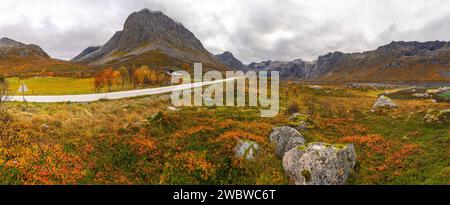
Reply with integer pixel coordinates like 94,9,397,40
1,0,449,63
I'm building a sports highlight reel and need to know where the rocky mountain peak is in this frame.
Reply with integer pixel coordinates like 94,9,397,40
219,51,233,57
0,37,24,47
376,40,450,56
215,51,246,70
0,37,49,58
72,8,221,68
118,8,204,52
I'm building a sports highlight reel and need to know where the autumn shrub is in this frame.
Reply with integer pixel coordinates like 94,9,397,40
286,102,299,115
0,111,26,153
303,95,319,118
147,111,180,133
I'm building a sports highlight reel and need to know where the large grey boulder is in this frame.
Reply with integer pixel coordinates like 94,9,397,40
283,143,356,185
235,140,259,160
372,95,398,110
269,126,305,158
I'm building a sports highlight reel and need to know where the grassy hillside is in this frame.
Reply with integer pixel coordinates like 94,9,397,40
0,57,94,78
100,50,229,73
315,64,450,83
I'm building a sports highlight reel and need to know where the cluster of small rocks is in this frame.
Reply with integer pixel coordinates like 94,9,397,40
271,120,356,185
233,113,357,185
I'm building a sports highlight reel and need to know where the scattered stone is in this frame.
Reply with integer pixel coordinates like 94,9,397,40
167,106,180,111
412,93,431,98
427,87,450,94
372,95,398,111
347,83,362,89
269,126,306,158
424,109,450,123
39,123,49,131
283,143,356,185
235,140,259,160
131,121,142,127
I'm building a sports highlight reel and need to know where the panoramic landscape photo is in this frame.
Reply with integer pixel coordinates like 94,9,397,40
0,0,449,185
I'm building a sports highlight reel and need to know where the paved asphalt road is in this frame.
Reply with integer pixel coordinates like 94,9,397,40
6,78,238,103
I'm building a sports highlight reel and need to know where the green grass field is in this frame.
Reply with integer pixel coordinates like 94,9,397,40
438,90,450,100
7,77,95,95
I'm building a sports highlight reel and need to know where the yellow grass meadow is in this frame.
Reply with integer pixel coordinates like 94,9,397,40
7,77,95,95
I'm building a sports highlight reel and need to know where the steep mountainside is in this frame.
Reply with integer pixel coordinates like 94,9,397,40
72,8,226,70
0,38,89,77
248,41,450,82
71,46,100,62
215,51,247,70
248,59,315,80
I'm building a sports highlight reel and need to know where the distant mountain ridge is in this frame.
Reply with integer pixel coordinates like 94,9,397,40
2,9,450,82
246,41,450,82
0,37,90,77
72,8,225,70
215,51,247,70
0,37,49,59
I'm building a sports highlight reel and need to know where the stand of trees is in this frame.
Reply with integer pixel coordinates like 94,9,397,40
94,66,168,92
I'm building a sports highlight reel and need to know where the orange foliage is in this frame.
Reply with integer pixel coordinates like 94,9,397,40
9,145,86,185
322,118,368,136
340,134,391,157
132,65,167,86
129,136,159,156
94,68,116,92
172,126,215,140
215,131,265,150
173,151,215,181
340,134,421,181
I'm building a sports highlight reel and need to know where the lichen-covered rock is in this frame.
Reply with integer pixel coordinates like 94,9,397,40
424,109,450,123
288,113,314,131
372,95,398,110
269,126,305,158
283,143,356,185
235,140,259,160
